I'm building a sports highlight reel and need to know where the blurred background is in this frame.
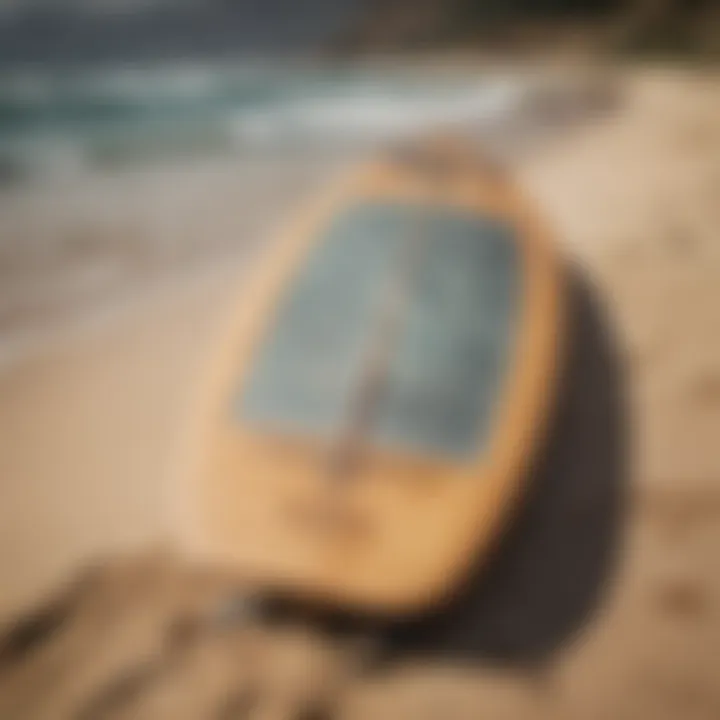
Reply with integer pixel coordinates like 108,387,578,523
0,1,719,718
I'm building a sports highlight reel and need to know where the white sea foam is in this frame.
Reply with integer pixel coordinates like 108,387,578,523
0,64,528,177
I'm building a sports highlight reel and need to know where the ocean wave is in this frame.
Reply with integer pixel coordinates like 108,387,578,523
229,80,522,146
0,63,526,179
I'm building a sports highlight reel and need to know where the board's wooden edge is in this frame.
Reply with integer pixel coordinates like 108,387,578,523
328,159,567,615
416,180,567,615
166,162,364,560
169,139,566,617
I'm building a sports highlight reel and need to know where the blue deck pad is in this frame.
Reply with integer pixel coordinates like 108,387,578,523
238,202,519,459
372,211,518,457
240,204,404,437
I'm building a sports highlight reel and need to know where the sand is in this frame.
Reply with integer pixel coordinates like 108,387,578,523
0,67,719,719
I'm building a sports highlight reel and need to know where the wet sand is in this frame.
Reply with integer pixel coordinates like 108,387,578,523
1,68,719,718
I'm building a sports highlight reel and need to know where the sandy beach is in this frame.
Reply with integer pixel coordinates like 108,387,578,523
0,67,719,718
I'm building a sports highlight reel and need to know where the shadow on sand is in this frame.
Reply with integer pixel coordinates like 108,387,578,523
386,265,629,667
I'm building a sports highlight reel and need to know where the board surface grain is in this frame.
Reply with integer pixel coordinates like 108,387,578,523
180,137,565,615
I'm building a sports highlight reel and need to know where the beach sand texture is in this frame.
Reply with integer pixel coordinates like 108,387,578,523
0,68,719,719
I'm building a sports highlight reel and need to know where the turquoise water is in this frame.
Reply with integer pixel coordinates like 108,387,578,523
0,63,523,180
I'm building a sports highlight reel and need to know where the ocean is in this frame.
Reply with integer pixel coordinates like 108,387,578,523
0,60,531,363
0,61,525,180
